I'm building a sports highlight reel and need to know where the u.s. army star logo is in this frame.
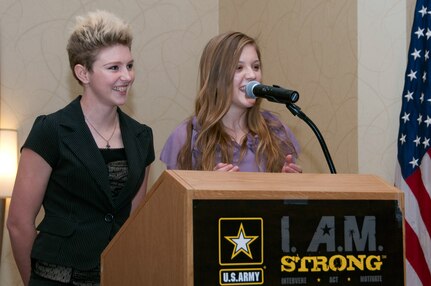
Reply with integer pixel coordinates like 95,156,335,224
224,223,258,259
219,217,263,266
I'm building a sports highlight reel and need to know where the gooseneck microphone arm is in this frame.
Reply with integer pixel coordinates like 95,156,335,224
285,102,337,174
245,81,337,173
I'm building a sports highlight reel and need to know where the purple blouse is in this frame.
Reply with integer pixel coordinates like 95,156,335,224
160,111,300,172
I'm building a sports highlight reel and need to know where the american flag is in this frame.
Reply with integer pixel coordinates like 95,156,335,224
395,0,431,285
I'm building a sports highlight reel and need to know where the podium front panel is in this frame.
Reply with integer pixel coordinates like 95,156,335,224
193,199,403,286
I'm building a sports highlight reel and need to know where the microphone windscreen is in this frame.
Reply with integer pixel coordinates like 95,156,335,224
245,81,260,99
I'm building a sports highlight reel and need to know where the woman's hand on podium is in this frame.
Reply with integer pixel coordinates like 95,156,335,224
213,163,240,172
282,154,303,173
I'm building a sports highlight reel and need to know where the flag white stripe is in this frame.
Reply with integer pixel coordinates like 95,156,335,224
420,151,431,199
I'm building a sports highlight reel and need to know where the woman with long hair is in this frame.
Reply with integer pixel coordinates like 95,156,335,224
161,31,301,173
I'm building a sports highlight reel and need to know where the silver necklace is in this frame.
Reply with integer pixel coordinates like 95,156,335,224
85,115,117,149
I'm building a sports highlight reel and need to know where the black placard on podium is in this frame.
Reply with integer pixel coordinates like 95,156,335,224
193,199,403,286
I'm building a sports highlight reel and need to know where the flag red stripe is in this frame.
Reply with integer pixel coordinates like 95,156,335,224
405,221,431,285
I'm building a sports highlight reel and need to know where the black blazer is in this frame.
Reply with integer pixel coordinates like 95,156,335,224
25,96,154,270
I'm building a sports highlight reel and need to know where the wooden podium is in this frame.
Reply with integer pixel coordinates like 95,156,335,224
101,171,405,286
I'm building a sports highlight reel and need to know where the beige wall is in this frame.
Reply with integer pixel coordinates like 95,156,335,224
358,0,409,180
0,0,409,285
0,0,219,185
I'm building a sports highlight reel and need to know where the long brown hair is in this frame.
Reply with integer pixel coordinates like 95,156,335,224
177,31,297,171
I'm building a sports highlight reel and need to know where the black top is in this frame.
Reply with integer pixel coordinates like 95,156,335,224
23,96,155,271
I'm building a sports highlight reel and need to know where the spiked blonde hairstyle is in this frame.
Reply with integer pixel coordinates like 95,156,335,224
177,31,297,171
66,10,132,84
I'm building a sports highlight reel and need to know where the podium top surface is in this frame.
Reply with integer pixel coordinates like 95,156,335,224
159,170,403,201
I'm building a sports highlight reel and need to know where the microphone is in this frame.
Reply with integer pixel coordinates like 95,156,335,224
245,81,299,104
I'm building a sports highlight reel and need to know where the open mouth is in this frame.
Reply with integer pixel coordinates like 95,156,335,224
113,86,128,92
